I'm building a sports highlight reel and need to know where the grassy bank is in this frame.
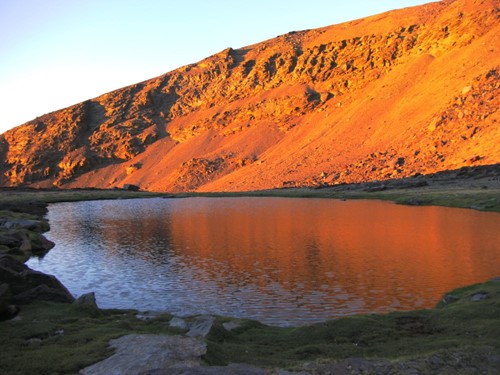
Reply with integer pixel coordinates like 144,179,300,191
1,280,499,374
182,187,500,212
0,188,163,205
1,181,499,213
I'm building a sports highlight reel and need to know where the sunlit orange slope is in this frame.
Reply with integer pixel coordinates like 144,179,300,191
0,0,498,192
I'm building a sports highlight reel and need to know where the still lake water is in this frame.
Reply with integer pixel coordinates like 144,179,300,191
27,197,500,326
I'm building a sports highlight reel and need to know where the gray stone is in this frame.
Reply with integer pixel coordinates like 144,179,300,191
470,291,489,302
27,232,55,253
222,321,241,331
0,255,74,304
74,292,98,309
135,311,162,321
186,315,216,337
79,334,206,375
442,294,459,305
0,232,23,248
123,184,140,191
169,316,188,330
1,219,41,231
13,284,74,304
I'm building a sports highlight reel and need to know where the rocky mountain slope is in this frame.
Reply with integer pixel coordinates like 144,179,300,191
1,0,498,192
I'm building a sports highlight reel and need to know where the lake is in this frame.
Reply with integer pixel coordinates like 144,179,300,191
27,197,500,326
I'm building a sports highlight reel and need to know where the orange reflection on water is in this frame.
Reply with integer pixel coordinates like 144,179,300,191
166,198,500,313
33,197,500,325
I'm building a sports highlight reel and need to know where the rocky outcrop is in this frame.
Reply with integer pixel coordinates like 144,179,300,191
1,0,499,191
0,255,74,306
0,210,54,262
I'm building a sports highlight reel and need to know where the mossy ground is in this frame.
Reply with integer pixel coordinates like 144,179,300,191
0,188,163,205
0,304,178,375
1,281,499,374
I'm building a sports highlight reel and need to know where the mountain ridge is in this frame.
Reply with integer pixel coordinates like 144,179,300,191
1,0,498,192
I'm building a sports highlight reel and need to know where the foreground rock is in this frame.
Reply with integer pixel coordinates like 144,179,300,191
79,334,265,375
0,208,54,261
0,254,74,318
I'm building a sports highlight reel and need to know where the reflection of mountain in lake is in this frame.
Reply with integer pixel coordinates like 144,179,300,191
28,198,500,325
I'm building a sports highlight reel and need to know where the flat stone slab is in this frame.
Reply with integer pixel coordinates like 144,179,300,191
186,315,216,337
79,334,206,375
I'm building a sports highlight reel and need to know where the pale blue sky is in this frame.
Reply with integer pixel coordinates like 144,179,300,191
0,0,432,134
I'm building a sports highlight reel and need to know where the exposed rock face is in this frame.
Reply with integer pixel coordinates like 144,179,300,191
0,213,54,262
0,255,74,305
1,0,499,192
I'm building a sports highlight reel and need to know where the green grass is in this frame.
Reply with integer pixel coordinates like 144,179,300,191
1,185,499,212
1,281,499,374
0,189,163,205
175,187,500,212
358,188,500,212
204,280,500,368
0,303,177,375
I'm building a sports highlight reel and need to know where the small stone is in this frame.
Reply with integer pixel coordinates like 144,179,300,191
123,184,140,191
135,311,162,321
74,292,98,309
442,294,459,305
169,317,188,330
1,219,41,231
222,321,241,332
187,315,216,337
470,292,489,302
27,338,43,346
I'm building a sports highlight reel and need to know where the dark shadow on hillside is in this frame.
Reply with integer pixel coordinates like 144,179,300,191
315,163,500,193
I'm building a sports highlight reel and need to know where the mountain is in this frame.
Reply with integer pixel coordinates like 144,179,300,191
1,0,498,192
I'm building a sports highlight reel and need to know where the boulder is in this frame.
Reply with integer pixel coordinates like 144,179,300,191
74,292,98,309
0,230,54,257
0,232,24,248
123,184,140,191
26,232,55,253
186,315,229,339
0,255,74,304
222,321,241,332
0,282,19,321
1,219,42,231
13,284,74,304
169,316,189,330
470,291,489,302
186,315,217,337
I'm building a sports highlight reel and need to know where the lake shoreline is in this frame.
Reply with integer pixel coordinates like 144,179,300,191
1,172,500,373
1,163,499,213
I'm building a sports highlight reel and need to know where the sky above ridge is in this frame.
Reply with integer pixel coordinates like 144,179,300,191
0,0,433,134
